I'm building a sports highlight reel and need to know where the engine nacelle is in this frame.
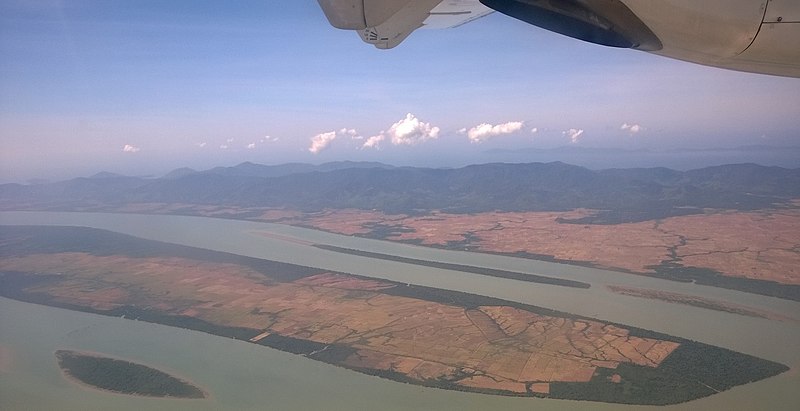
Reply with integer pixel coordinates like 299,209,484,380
317,0,800,76
317,0,414,29
481,0,800,76
479,0,662,51
318,0,443,49
623,0,800,77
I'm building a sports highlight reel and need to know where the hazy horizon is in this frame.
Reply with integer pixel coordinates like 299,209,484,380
2,144,798,184
2,1,799,183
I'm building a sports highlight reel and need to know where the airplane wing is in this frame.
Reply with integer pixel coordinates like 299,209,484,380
423,0,494,29
317,0,800,77
319,0,493,49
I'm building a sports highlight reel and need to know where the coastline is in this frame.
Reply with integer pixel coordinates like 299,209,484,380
0,217,797,408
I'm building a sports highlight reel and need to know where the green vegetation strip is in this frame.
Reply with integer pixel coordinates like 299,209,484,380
648,262,800,302
313,244,591,289
55,350,205,398
606,285,780,319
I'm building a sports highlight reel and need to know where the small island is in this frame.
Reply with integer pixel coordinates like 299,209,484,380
606,285,792,321
55,350,206,399
0,226,788,405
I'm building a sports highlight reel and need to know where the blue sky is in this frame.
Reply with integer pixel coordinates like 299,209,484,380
1,0,799,181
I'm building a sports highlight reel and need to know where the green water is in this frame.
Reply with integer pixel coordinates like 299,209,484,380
1,211,798,410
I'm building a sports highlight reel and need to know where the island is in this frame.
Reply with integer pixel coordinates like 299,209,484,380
311,243,591,289
267,208,800,301
607,285,794,321
55,350,206,398
2,162,798,301
0,225,789,405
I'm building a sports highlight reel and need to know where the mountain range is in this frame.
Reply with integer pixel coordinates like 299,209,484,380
2,161,798,223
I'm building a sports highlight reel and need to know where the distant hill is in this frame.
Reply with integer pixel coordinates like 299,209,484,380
161,167,197,179
88,171,129,179
2,162,798,223
484,145,800,170
170,161,395,179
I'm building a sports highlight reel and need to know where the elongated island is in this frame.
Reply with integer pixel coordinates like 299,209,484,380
0,225,789,405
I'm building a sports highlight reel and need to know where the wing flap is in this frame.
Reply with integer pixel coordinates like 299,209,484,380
423,0,494,29
319,0,493,49
356,0,442,49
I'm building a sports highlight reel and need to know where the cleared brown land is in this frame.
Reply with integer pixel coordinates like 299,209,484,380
54,201,800,286
269,208,800,286
0,253,679,395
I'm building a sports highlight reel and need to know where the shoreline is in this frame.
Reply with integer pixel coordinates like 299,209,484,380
606,285,797,322
0,221,792,405
3,207,798,301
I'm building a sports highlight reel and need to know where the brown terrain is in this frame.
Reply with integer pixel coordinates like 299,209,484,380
59,202,800,286
0,252,680,395
260,208,800,286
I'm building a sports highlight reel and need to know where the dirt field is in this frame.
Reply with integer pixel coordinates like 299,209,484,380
1,252,680,395
268,208,800,286
55,201,800,286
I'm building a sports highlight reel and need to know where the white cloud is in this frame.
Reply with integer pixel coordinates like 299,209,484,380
219,144,229,150
308,131,337,154
122,144,140,153
198,142,207,148
361,134,385,150
261,135,279,143
563,128,584,144
308,128,362,153
462,121,524,143
226,138,235,143
360,114,439,149
531,127,538,134
368,113,439,148
339,128,362,140
621,123,642,133
247,143,256,149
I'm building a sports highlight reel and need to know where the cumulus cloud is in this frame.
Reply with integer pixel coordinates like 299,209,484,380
308,128,363,153
308,131,337,154
461,121,524,143
217,137,236,149
531,127,538,134
256,135,280,145
339,128,362,140
362,113,439,149
390,114,439,145
563,128,584,144
247,143,256,149
621,123,642,133
122,144,140,153
198,142,207,148
361,134,385,150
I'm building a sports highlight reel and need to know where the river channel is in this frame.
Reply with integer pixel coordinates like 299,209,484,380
1,211,798,410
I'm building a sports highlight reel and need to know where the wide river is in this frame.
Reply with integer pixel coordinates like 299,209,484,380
1,211,798,410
